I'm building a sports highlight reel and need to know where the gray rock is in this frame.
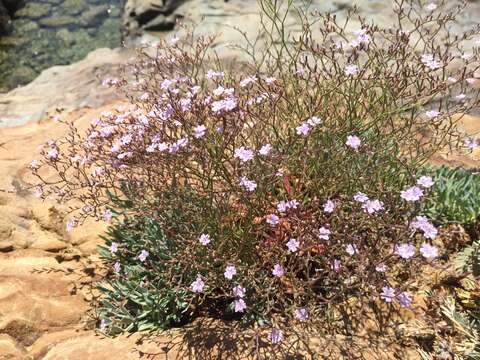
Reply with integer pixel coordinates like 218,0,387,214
62,0,88,16
79,5,109,27
14,2,51,19
39,14,76,28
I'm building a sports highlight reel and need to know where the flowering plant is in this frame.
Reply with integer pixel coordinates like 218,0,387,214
32,0,480,347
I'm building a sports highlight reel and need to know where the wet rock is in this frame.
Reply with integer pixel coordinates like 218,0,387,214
79,4,109,27
56,28,74,46
62,0,88,16
39,14,76,28
6,66,37,89
14,2,51,19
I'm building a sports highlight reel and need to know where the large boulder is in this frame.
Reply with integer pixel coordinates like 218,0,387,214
123,0,187,35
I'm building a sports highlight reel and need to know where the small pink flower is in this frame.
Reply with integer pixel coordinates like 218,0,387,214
420,243,439,259
259,144,272,156
306,116,322,126
234,147,254,163
345,64,359,76
266,214,279,226
224,265,237,280
233,285,246,298
234,299,247,312
239,177,257,192
375,263,387,272
296,123,310,136
425,2,437,11
268,328,283,344
323,200,335,213
294,308,308,322
317,227,331,241
286,238,299,253
395,243,415,259
425,110,440,119
193,125,206,139
272,264,284,277
417,176,434,188
346,135,361,150
353,192,369,203
191,275,205,292
199,233,211,246
109,242,118,254
346,244,358,255
138,250,149,262
400,186,423,201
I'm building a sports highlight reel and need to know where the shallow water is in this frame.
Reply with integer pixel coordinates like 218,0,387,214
0,0,123,93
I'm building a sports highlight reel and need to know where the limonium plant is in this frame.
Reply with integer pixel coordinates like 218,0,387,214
31,0,480,349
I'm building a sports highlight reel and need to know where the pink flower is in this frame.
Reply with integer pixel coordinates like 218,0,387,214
286,238,299,253
29,160,40,169
346,244,358,255
264,76,276,84
331,259,342,272
138,250,149,262
395,243,415,259
199,233,211,246
346,135,361,150
211,97,237,113
109,242,118,254
345,64,359,76
266,214,279,226
206,69,224,78
417,176,434,188
233,285,246,298
317,227,331,240
420,243,439,259
240,75,257,87
239,177,257,192
397,292,412,307
306,116,322,126
380,286,395,302
193,125,206,139
353,192,369,203
296,123,310,136
400,186,423,201
425,2,437,11
234,299,247,312
234,147,254,163
47,148,59,159
113,262,121,273
272,264,284,277
224,265,237,280
425,110,440,119
268,329,283,344
294,308,308,322
410,216,438,239
259,144,272,155
323,200,335,213
362,199,384,214
191,275,205,293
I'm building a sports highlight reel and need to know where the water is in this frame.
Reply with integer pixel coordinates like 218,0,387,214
0,0,123,93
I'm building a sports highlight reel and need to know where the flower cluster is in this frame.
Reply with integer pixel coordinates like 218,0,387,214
31,0,480,345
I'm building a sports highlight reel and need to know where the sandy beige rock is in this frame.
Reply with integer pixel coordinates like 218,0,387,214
0,334,28,360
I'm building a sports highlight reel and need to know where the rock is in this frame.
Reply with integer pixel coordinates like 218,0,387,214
39,14,76,28
123,0,187,36
62,0,87,16
0,334,28,359
14,2,51,19
0,47,132,127
56,28,74,46
5,66,37,89
79,4,109,27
